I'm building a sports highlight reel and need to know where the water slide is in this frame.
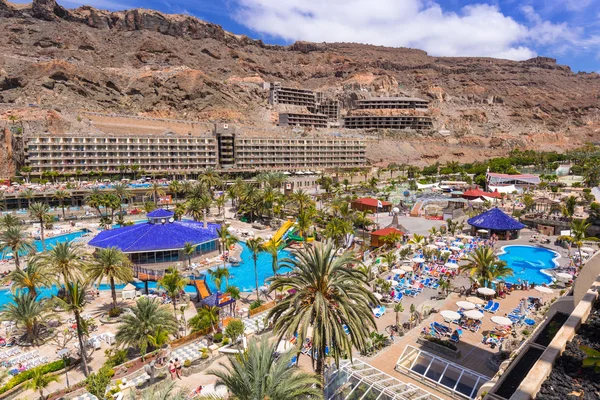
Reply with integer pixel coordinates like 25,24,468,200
194,280,211,299
410,201,423,217
266,219,295,246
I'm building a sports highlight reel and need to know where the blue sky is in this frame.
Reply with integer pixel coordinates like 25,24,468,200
17,0,600,72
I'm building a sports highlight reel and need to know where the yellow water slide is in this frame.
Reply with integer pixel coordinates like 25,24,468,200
266,219,294,246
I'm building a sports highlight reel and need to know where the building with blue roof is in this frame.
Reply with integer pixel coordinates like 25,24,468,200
467,207,525,240
89,209,219,265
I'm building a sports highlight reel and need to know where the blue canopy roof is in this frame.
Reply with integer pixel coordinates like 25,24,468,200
200,292,236,308
147,209,174,218
89,220,219,253
467,208,525,231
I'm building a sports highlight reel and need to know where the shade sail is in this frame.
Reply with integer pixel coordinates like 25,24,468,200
467,208,525,231
89,220,219,252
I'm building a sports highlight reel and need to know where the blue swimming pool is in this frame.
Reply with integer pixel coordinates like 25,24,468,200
497,245,558,285
0,229,90,260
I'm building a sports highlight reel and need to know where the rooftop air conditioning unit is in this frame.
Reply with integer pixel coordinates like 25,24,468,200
223,124,229,129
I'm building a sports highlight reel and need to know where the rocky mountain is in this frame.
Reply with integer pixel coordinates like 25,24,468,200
1,0,600,170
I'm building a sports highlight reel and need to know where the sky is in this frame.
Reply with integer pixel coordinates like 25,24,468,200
16,0,600,72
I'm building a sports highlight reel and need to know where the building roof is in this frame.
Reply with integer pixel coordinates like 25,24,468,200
200,292,236,308
353,198,392,207
371,227,405,237
462,189,501,199
147,209,175,218
88,220,219,253
487,172,540,185
467,208,525,231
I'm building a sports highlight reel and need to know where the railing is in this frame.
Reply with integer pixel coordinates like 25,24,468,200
249,301,276,317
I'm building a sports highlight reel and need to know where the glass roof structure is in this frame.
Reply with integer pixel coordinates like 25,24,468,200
324,359,442,400
395,346,488,400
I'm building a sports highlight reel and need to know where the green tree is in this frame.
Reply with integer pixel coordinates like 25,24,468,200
24,365,60,399
207,266,230,292
188,305,219,334
4,256,53,299
268,241,378,377
0,225,35,269
86,366,112,400
42,242,86,287
86,247,133,310
224,319,245,347
116,297,177,357
208,337,322,399
0,292,48,344
53,282,90,376
323,217,353,247
559,218,599,266
0,214,20,229
112,183,131,215
460,246,511,288
393,302,404,329
183,242,195,268
157,268,189,334
28,202,50,252
245,237,264,302
146,182,166,205
53,190,70,219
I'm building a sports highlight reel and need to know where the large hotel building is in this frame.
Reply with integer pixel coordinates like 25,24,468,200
24,124,366,176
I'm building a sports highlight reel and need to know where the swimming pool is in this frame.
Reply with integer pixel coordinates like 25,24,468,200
0,229,90,260
497,245,558,285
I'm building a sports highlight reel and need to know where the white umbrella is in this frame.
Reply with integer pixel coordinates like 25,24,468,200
477,287,496,296
426,244,438,250
401,265,414,272
387,280,399,286
450,246,462,251
391,268,405,275
464,310,484,320
535,286,554,294
412,257,425,263
456,301,476,310
491,316,513,326
373,293,383,300
581,247,595,253
466,296,486,305
456,234,466,239
276,340,294,353
444,262,459,268
555,272,572,281
477,229,489,233
464,235,474,240
435,241,446,247
441,310,461,320
440,249,451,254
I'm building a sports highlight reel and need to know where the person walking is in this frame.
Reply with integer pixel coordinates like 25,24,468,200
169,360,176,380
174,358,182,379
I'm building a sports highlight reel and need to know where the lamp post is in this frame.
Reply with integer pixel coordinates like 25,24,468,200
58,348,70,388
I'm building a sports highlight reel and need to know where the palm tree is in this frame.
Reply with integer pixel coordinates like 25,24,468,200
289,189,312,214
0,225,35,269
146,182,166,205
199,168,222,198
24,365,60,399
185,198,203,221
112,183,131,215
559,218,599,266
20,188,34,209
136,380,189,400
53,190,70,219
29,202,50,251
207,266,230,292
460,246,510,288
209,337,322,399
263,240,280,278
54,281,90,376
0,214,20,229
41,242,86,286
183,242,195,267
408,233,425,249
393,302,404,329
296,207,316,240
0,293,49,344
215,193,227,217
188,305,220,333
268,241,378,377
245,237,264,302
4,256,53,299
86,247,133,310
323,217,353,247
116,297,178,357
157,268,189,332
382,251,397,270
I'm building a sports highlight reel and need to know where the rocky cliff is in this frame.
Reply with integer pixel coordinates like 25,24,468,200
1,0,599,169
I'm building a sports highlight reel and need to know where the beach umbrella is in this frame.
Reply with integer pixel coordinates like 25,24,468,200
464,310,484,320
534,286,554,294
435,241,446,247
391,268,405,275
466,296,486,305
401,265,414,272
477,287,496,296
373,293,383,300
450,246,462,252
441,310,461,321
440,249,451,254
555,272,572,281
276,340,294,353
491,316,513,326
426,244,438,250
477,229,489,233
456,301,476,310
456,234,466,239
447,236,456,241
412,257,425,263
464,235,474,240
444,262,458,269
581,247,595,253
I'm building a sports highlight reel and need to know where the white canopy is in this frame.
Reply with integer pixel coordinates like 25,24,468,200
121,283,137,300
391,268,405,275
464,310,484,320
444,262,459,269
450,246,462,251
535,286,554,294
477,287,496,296
456,301,476,310
441,310,461,320
426,244,438,249
412,257,425,263
401,265,414,272
489,184,518,194
417,182,439,189
491,316,513,326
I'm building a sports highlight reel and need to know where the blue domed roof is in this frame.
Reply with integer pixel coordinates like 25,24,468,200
147,209,175,218
467,208,525,231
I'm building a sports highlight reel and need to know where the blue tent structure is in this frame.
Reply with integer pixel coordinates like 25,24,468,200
89,210,219,265
467,207,525,240
200,292,235,308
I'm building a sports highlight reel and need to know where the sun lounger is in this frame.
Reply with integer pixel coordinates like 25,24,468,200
488,302,500,313
483,300,494,311
432,322,451,336
450,329,463,343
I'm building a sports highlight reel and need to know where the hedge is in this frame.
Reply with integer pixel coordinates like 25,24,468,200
0,358,71,395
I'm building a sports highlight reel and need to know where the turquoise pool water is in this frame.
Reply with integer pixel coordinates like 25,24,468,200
0,242,291,305
497,245,557,285
0,229,90,261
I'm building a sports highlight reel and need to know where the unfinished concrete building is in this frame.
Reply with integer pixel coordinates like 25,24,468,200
279,113,328,128
355,97,429,110
269,83,317,107
343,115,433,130
310,100,341,120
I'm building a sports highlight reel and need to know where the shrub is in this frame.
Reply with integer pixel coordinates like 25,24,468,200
425,336,458,351
183,359,191,368
104,348,128,368
522,329,531,337
213,333,223,343
200,348,209,359
224,319,245,342
249,300,263,310
222,337,230,345
108,307,122,318
0,359,70,394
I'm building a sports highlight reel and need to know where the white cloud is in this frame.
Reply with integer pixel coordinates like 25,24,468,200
232,0,585,60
